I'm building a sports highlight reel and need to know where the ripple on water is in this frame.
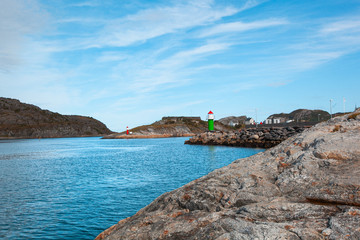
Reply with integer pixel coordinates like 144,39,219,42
0,137,263,239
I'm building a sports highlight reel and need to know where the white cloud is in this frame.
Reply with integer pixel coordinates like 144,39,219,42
0,0,48,72
69,1,100,7
97,52,128,62
283,16,360,72
320,18,360,34
199,19,288,37
125,42,231,93
91,1,239,48
287,51,345,70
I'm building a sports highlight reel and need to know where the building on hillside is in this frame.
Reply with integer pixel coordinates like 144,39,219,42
265,118,272,124
273,118,281,124
245,118,255,125
265,117,284,124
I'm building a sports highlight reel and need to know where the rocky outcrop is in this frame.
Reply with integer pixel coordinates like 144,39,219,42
185,127,305,148
0,97,112,138
267,109,331,123
103,117,231,139
217,116,247,127
96,110,360,240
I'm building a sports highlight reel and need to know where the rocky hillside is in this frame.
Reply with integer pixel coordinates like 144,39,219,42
217,115,247,127
268,109,330,123
96,110,360,239
0,97,112,138
103,116,231,139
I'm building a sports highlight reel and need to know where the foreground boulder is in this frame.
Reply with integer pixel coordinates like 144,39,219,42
96,110,360,240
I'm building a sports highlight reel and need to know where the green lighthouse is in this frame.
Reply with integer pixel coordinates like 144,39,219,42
207,110,214,131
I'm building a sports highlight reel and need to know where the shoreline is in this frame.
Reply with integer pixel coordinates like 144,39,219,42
0,135,107,140
102,133,195,139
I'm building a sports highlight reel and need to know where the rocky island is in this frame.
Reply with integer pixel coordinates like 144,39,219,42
0,97,112,139
96,109,360,239
103,116,231,139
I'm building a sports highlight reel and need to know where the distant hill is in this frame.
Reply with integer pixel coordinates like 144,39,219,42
267,109,331,123
103,116,231,139
217,116,247,127
0,97,112,139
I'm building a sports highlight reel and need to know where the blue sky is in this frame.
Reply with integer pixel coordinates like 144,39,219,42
1,0,360,131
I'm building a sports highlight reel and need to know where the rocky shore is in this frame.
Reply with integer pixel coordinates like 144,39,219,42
96,110,360,240
185,127,305,148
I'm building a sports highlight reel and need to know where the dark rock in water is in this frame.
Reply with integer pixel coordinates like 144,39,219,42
96,109,360,240
0,97,112,138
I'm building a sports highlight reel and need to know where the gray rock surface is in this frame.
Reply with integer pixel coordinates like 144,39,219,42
96,110,360,240
0,97,112,138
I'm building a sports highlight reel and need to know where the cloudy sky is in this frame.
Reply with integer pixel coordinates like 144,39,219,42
1,0,360,131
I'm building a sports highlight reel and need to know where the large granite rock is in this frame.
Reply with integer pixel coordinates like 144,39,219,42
96,110,360,240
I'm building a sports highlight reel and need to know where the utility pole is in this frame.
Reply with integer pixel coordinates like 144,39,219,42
343,97,346,113
330,99,333,118
255,108,258,124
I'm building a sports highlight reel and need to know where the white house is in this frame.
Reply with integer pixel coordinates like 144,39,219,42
265,118,272,124
273,118,281,124
265,118,282,124
245,118,255,125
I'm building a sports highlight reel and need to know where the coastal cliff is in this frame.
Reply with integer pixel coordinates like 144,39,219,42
0,97,112,139
96,110,360,239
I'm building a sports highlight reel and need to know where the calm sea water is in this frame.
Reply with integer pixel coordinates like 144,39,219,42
0,137,263,239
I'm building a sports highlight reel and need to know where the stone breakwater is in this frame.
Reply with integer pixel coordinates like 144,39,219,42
185,127,305,148
96,110,360,240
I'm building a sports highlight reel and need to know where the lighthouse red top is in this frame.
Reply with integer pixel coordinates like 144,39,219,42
208,111,213,114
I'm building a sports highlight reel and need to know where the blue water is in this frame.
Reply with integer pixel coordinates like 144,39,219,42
0,137,263,239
